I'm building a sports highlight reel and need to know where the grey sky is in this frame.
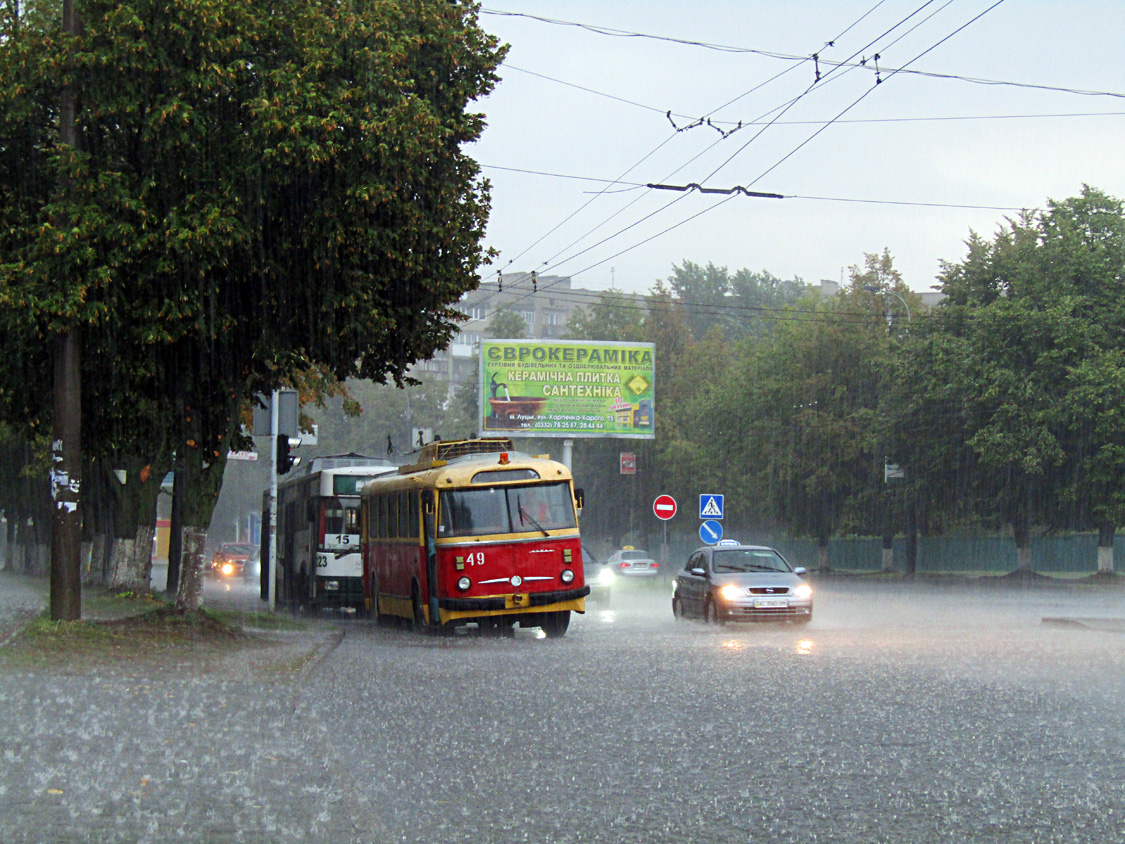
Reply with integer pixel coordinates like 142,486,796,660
470,1,1125,294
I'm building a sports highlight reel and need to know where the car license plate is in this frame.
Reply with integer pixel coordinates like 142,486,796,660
754,598,787,608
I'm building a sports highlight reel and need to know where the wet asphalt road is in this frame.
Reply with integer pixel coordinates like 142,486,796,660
2,572,1124,843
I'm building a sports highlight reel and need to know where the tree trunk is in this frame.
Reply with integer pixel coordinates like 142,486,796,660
175,526,207,611
881,529,894,573
904,493,918,577
1097,522,1115,575
817,534,829,572
1012,514,1032,573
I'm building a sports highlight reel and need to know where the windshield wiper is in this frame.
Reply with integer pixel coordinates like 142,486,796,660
516,496,550,537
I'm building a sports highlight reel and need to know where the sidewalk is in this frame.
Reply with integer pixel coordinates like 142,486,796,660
0,570,364,844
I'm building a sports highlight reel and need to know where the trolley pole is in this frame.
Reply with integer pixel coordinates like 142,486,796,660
268,391,279,611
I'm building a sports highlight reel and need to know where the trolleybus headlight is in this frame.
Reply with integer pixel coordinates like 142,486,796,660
457,577,471,591
560,569,575,584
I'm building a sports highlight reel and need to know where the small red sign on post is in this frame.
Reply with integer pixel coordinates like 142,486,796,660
653,494,677,521
620,452,636,475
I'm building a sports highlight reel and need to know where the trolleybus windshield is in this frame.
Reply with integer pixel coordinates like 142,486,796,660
439,481,576,538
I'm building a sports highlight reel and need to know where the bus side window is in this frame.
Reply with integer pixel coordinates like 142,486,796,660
377,495,388,539
387,495,399,539
408,493,419,540
398,492,411,537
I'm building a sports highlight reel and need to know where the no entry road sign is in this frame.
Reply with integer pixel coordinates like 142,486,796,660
653,495,677,521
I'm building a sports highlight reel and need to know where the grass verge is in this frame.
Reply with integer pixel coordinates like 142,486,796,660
0,602,308,674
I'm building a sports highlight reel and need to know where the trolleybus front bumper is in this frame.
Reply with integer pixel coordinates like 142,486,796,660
438,585,590,613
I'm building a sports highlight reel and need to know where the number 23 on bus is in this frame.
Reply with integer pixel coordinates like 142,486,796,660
360,438,588,638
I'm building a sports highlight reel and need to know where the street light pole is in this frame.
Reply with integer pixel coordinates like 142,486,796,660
862,285,911,326
862,284,917,575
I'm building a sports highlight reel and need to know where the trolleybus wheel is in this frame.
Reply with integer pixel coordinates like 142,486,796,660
539,610,570,638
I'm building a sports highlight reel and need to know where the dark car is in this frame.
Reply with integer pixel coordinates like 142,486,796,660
672,541,812,624
582,545,614,605
209,543,256,579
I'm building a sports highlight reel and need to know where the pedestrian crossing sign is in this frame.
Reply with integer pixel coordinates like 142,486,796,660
699,494,724,520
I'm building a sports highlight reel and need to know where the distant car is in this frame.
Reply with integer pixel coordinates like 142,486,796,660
607,547,659,577
672,541,812,624
209,543,256,579
582,546,614,604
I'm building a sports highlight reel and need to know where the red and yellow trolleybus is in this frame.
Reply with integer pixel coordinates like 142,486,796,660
360,438,588,637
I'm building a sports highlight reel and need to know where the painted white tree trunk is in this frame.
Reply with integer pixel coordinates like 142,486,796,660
1016,545,1032,572
107,538,137,589
882,547,894,573
1097,545,1114,574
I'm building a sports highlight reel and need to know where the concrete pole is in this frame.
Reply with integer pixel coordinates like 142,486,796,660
268,391,279,610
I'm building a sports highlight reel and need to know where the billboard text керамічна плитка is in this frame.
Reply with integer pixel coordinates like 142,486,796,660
479,340,655,439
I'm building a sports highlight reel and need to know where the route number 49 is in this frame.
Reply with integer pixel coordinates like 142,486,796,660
464,551,485,567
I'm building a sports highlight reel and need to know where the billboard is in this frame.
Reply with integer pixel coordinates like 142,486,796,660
480,340,655,439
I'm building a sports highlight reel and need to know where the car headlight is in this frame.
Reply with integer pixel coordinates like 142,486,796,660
561,569,575,584
457,576,471,591
221,563,234,576
792,583,812,600
719,584,744,601
597,568,615,586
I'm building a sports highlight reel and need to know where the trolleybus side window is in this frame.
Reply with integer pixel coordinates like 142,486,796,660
377,495,388,539
398,492,411,537
407,493,419,540
387,495,399,539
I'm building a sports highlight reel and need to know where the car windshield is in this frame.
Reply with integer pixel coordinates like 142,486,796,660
221,544,254,556
712,548,790,573
621,550,650,560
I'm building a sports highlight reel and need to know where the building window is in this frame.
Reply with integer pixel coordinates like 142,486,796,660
469,306,487,321
544,311,562,326
519,310,535,328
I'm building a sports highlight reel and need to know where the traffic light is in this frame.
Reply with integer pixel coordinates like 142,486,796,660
277,437,297,474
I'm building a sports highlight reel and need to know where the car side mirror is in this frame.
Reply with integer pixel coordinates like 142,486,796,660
691,567,706,577
793,566,807,576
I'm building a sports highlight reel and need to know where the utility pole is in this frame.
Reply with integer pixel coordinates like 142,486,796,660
50,0,83,621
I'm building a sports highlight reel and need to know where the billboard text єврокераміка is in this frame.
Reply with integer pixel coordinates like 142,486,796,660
479,340,655,439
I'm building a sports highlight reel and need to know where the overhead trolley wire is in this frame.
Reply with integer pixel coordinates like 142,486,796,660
532,1,977,287
477,0,895,297
479,2,990,316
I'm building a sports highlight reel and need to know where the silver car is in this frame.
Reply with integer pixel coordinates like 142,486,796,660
672,542,812,624
607,547,659,577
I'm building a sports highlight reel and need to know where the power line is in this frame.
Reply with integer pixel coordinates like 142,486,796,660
538,1,1010,284
483,2,893,289
484,7,1125,101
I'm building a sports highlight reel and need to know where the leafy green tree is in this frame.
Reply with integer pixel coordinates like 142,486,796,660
733,257,907,570
0,0,505,612
486,309,528,340
893,187,1125,573
667,260,807,341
